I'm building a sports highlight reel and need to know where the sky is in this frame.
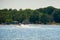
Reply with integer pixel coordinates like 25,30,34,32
0,0,60,10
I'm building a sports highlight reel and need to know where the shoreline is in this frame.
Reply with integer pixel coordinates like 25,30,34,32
0,24,60,28
0,24,60,26
0,22,60,25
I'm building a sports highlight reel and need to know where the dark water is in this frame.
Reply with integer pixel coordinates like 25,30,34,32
0,25,60,40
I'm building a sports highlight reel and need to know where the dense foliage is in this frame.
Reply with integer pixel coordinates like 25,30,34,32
0,6,60,24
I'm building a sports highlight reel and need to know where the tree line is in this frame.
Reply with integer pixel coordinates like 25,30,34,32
0,6,60,24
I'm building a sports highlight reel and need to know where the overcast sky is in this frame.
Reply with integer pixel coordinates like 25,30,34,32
0,0,60,9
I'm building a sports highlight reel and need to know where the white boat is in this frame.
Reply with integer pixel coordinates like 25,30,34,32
21,24,30,28
16,24,30,28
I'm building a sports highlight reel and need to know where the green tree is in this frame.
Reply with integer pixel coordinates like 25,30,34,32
29,10,39,23
53,9,60,23
40,14,49,24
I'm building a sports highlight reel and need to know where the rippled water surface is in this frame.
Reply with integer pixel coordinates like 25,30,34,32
0,25,60,40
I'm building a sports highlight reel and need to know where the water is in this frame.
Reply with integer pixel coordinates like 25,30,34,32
0,25,60,40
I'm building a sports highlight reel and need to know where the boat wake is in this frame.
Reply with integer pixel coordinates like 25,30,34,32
16,24,41,28
16,24,30,28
